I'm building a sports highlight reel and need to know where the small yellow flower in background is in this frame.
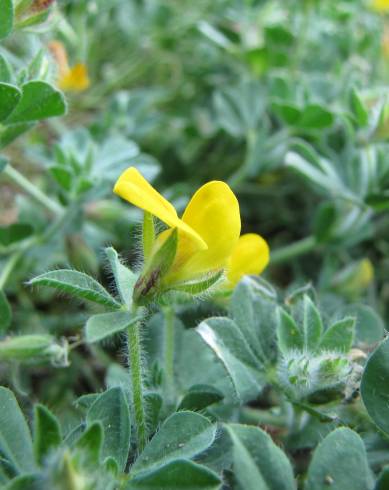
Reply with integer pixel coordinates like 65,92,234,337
353,258,374,290
382,26,389,57
113,167,269,293
332,258,374,298
49,41,90,92
226,233,270,287
372,0,389,12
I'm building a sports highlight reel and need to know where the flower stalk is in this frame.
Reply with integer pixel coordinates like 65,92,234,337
163,305,175,398
127,311,147,452
3,163,63,215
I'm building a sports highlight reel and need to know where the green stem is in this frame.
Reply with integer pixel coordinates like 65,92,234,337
3,164,62,215
228,130,257,187
270,236,316,265
128,316,147,452
240,407,287,428
163,305,175,396
0,251,22,290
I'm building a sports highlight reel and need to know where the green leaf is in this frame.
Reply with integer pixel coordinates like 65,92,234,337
0,387,35,473
213,81,264,137
302,296,323,351
74,422,103,465
6,81,66,124
0,0,13,40
361,338,389,436
86,387,131,470
313,202,337,243
16,9,50,29
170,270,224,296
277,308,303,354
74,393,99,410
272,102,302,125
127,460,221,490
178,385,223,412
132,411,216,475
105,247,137,308
49,165,73,192
366,192,389,212
376,467,389,490
0,290,12,333
229,278,278,363
196,317,264,402
5,474,42,490
350,88,368,127
285,151,347,199
85,311,141,343
0,83,21,122
144,392,163,435
226,424,296,490
229,280,266,361
0,54,12,83
319,318,355,352
297,104,334,130
29,270,121,309
341,304,384,346
0,223,33,246
305,428,373,490
33,405,62,464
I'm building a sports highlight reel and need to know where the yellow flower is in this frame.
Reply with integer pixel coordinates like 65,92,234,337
332,258,374,298
58,63,90,92
372,0,389,12
49,41,90,92
226,233,270,287
114,167,241,286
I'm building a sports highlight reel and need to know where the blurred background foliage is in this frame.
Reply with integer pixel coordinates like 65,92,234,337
0,0,388,414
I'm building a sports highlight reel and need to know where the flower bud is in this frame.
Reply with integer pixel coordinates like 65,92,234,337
133,228,178,305
278,350,351,399
331,259,374,298
0,334,68,366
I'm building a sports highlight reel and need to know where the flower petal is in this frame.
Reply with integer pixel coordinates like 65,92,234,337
227,233,269,286
166,181,241,282
114,167,206,249
58,63,90,92
372,0,389,12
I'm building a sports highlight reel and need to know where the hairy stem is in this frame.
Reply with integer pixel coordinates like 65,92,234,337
128,316,147,452
163,305,175,397
0,251,22,290
3,164,62,215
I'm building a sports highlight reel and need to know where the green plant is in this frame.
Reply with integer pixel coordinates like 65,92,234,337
1,0,389,489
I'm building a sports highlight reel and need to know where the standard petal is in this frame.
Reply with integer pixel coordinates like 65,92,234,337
226,233,270,286
166,181,241,282
114,167,206,249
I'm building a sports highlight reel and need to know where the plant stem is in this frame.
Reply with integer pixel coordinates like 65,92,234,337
0,250,22,290
127,315,147,452
3,164,63,215
270,236,316,265
163,305,175,397
228,129,257,187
